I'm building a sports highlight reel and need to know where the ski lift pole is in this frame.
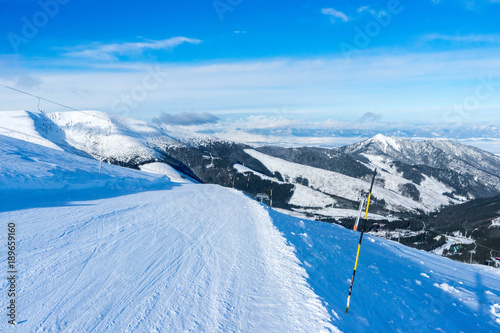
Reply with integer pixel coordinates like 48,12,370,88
346,169,377,314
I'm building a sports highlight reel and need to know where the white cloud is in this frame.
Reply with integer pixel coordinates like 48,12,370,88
152,112,219,125
356,5,387,18
2,49,500,124
357,6,370,13
421,33,500,44
321,8,349,22
63,37,201,60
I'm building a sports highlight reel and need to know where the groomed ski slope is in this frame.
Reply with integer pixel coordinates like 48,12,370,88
2,186,500,332
0,186,336,332
1,134,500,332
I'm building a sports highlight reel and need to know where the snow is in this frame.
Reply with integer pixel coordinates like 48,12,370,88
234,163,388,220
360,154,459,208
46,111,217,164
433,282,462,295
370,134,402,152
0,137,336,332
345,135,500,195
233,163,258,175
288,183,337,208
491,304,500,325
0,186,339,332
1,125,500,332
233,163,277,182
245,148,445,213
270,210,500,333
297,206,388,220
490,217,500,228
433,235,476,256
0,111,63,150
0,134,168,194
139,162,194,183
48,111,171,163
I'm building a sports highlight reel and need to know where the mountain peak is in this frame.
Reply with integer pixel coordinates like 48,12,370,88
367,133,403,152
372,133,390,141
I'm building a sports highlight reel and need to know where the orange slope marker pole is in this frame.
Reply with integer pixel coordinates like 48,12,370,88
346,169,377,313
270,179,273,208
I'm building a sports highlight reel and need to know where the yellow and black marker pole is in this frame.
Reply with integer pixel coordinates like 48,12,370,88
346,168,377,314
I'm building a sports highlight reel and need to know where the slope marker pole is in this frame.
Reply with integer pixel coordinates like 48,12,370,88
346,169,377,314
353,193,366,231
270,179,273,208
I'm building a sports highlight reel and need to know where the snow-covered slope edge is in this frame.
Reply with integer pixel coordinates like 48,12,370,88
272,210,500,332
0,134,170,211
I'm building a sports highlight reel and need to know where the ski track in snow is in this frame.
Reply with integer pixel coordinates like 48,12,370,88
0,185,337,332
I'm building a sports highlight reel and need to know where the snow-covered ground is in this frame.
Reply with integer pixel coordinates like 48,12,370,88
490,217,500,228
0,134,335,332
360,153,461,206
0,110,220,166
433,234,477,256
0,111,63,150
139,162,195,183
271,212,500,332
0,135,167,196
1,186,337,332
1,130,500,332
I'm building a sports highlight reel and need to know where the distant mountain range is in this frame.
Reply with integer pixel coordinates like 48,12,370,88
231,125,500,140
2,110,500,265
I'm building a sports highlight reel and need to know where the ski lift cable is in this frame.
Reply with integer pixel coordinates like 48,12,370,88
0,83,111,122
474,242,500,254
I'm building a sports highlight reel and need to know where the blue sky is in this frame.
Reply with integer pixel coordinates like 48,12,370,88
1,0,500,129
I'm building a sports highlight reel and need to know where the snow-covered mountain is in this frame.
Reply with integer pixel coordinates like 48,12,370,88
244,148,458,215
2,110,500,222
340,134,500,198
1,131,499,332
